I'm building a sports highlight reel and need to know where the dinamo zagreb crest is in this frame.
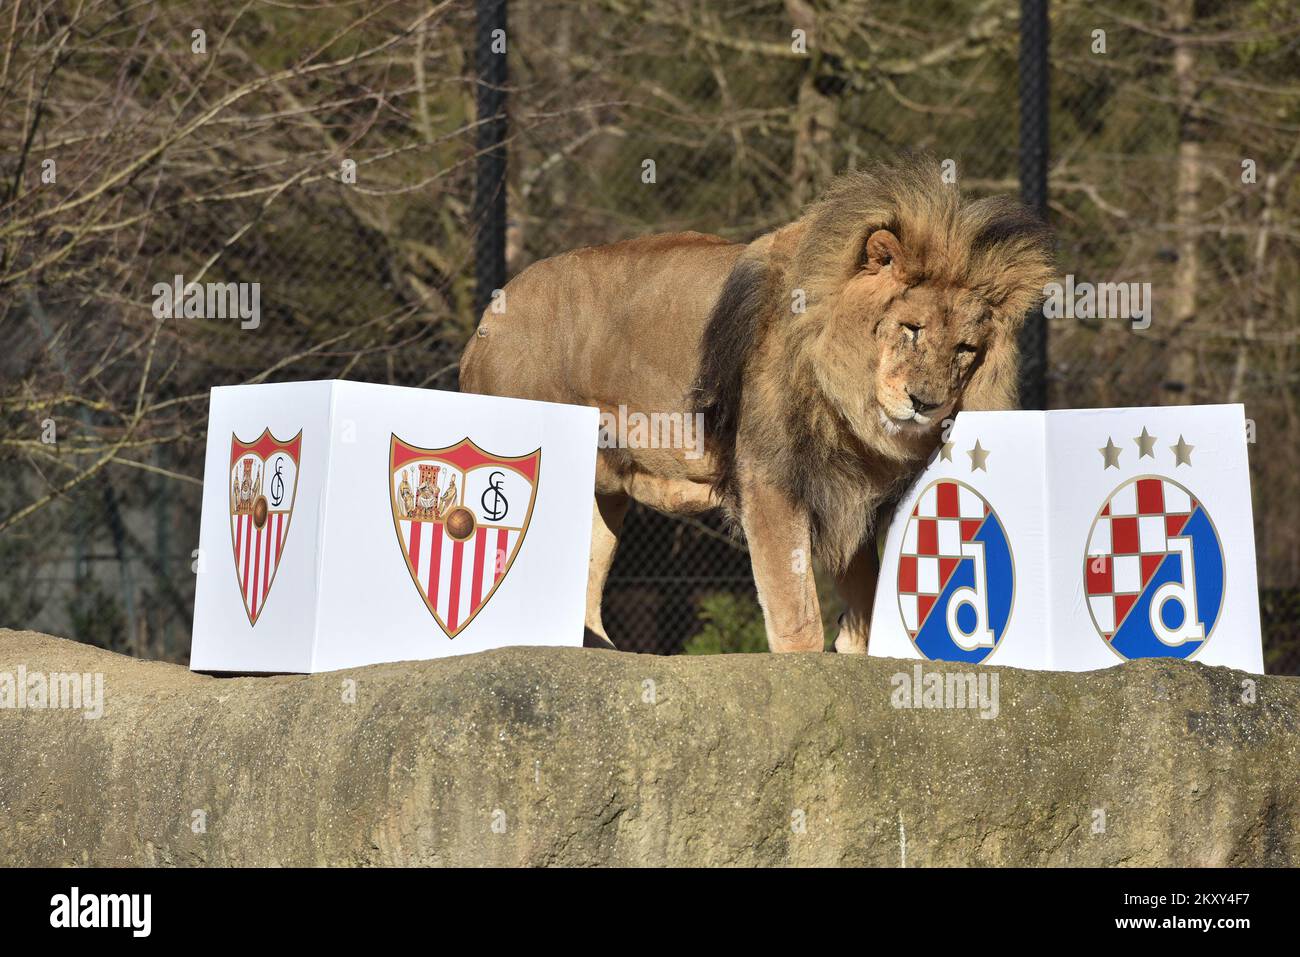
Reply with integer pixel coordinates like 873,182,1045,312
1084,476,1224,660
390,436,540,638
229,429,302,625
896,478,1015,663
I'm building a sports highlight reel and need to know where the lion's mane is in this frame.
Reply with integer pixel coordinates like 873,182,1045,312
693,155,1055,570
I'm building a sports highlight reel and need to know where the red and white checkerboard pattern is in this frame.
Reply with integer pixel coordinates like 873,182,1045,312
897,480,990,636
1084,477,1197,638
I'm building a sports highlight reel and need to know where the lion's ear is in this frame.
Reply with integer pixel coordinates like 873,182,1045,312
863,229,906,279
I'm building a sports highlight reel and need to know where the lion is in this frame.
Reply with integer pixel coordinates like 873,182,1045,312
459,156,1054,653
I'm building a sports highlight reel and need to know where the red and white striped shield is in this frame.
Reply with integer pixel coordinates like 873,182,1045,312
389,435,540,638
229,429,301,625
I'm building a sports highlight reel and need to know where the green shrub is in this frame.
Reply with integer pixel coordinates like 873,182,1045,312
684,592,769,655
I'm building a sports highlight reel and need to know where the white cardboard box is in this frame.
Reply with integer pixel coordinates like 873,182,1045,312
868,405,1264,673
190,380,599,673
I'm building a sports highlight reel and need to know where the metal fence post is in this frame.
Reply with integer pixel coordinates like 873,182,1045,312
473,0,508,322
1018,0,1049,410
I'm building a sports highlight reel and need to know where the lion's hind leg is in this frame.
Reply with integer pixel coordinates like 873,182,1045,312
583,493,630,649
831,544,878,654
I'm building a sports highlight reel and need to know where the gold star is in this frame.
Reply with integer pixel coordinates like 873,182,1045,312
1171,435,1194,467
966,440,990,472
939,441,954,462
1099,437,1122,469
1133,427,1157,458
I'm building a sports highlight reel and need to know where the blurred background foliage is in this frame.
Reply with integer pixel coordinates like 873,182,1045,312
0,0,1297,669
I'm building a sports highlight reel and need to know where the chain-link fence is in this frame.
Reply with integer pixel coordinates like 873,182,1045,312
1,1,1296,671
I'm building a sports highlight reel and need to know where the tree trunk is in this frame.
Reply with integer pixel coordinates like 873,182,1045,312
1166,0,1201,404
787,0,836,210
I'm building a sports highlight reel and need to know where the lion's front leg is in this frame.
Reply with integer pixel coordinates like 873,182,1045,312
832,544,879,654
738,475,823,653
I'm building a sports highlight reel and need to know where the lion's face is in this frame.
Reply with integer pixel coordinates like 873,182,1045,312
873,282,988,432
827,229,991,436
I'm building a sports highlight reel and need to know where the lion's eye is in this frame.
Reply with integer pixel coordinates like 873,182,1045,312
902,323,921,343
956,343,978,357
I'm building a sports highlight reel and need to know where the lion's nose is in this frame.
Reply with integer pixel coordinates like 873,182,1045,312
908,392,940,414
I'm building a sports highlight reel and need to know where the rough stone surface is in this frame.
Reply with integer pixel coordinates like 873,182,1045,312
0,628,1296,866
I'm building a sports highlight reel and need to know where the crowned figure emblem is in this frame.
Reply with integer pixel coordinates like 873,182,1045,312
231,458,262,515
413,463,442,520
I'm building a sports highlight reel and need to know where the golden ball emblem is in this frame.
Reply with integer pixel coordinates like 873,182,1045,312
444,505,476,541
252,495,269,529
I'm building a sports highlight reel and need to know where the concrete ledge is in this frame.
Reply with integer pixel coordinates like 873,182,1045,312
0,629,1295,866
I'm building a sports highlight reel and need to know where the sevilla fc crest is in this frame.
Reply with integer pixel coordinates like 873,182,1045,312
390,435,540,638
896,478,1015,663
1084,476,1225,661
229,429,301,625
